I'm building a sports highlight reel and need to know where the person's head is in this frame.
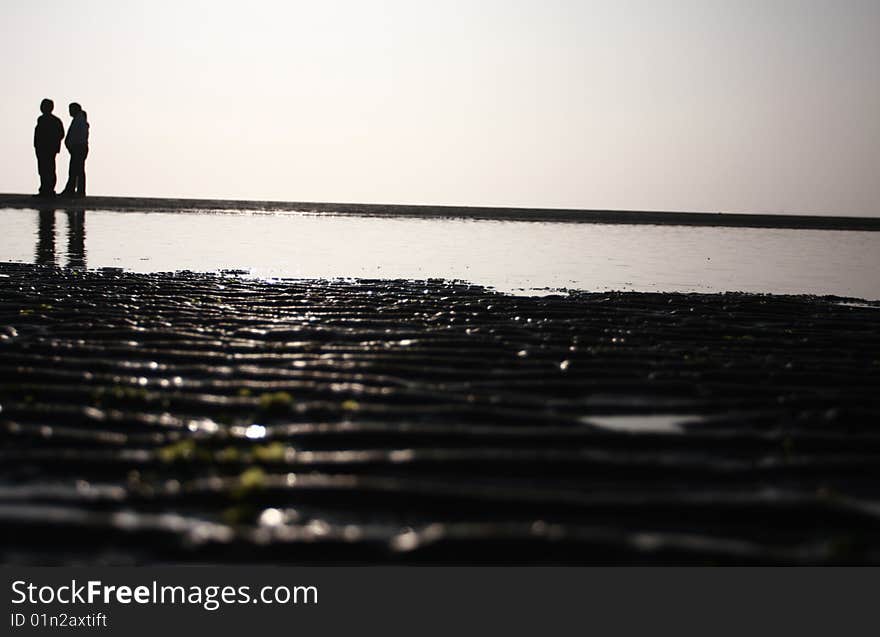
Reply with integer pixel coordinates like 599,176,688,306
40,98,53,114
68,102,82,117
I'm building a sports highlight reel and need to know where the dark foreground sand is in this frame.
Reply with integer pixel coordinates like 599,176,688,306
1,262,880,564
3,193,880,230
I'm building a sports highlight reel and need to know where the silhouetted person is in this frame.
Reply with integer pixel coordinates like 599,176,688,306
61,102,89,198
33,99,65,197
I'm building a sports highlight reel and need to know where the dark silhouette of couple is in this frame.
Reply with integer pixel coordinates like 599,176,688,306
34,98,89,198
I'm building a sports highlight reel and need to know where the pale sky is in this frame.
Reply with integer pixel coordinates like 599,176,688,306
2,0,879,215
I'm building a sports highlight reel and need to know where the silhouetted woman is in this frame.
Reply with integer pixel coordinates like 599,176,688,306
61,103,89,198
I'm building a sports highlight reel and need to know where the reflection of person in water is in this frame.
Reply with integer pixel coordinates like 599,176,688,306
66,208,86,268
61,103,89,198
33,99,65,198
35,208,87,268
36,209,56,265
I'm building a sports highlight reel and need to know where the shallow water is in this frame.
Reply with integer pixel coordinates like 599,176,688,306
2,207,879,298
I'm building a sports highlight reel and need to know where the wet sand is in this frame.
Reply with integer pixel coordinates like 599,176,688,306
2,193,880,230
1,262,879,564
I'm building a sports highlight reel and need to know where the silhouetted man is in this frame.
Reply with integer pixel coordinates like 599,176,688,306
33,99,65,197
61,102,89,198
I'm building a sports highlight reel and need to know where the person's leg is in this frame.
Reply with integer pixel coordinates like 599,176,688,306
47,152,56,194
37,152,56,195
76,146,88,196
36,152,47,194
67,147,86,196
71,153,81,194
61,151,76,196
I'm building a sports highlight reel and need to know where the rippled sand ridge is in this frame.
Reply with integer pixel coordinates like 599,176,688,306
1,263,879,564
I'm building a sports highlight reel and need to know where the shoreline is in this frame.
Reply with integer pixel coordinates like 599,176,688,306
2,193,879,231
